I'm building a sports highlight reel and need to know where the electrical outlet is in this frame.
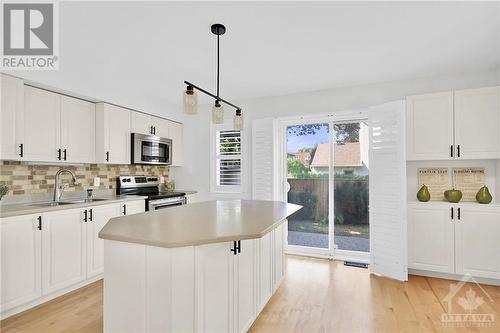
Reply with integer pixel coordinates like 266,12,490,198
160,176,165,184
93,177,101,187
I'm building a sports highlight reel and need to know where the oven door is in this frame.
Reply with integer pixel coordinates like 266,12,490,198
132,133,172,165
148,196,186,211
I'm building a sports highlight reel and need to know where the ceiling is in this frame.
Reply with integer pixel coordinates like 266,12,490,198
10,1,500,114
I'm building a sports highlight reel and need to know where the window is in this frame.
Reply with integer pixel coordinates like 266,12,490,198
212,125,242,193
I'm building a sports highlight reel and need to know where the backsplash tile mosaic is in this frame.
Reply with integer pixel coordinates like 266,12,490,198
0,161,169,197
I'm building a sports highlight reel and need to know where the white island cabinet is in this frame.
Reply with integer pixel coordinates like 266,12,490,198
100,200,301,333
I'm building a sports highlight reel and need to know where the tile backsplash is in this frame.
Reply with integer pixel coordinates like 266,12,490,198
0,161,169,197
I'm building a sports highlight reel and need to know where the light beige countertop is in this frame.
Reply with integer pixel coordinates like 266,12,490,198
159,189,198,195
179,190,198,195
99,200,302,248
0,195,147,218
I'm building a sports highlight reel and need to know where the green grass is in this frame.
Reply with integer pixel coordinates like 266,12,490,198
288,219,369,239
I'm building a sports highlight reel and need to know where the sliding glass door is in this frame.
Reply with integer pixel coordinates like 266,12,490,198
286,122,331,254
283,117,369,261
332,121,370,260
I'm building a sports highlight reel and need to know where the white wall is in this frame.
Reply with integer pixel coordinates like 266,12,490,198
173,68,500,201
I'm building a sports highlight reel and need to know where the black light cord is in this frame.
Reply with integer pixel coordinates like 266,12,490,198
217,34,220,99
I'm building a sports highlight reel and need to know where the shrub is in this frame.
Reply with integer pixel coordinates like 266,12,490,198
334,177,369,225
288,190,317,220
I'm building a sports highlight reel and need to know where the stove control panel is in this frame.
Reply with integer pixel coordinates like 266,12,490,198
118,176,160,188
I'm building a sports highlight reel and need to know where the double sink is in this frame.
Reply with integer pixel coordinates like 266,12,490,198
28,198,109,207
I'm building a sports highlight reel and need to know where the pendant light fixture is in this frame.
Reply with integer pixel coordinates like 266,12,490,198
183,85,197,114
183,23,243,129
234,109,243,130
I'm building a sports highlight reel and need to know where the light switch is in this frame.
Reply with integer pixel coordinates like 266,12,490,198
160,176,165,184
93,177,101,187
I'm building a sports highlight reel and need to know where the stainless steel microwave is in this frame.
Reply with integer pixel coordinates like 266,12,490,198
131,133,172,165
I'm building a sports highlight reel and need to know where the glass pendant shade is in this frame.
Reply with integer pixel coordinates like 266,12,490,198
212,101,224,124
234,109,243,130
183,87,198,114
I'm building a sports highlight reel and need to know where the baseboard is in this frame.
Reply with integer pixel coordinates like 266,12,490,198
0,275,103,320
409,269,500,286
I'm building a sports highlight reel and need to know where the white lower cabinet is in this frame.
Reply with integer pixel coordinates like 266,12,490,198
408,203,500,280
408,204,455,273
121,199,146,216
87,204,121,278
455,206,500,279
41,208,87,295
0,214,42,312
103,221,285,332
0,199,145,318
257,232,273,312
273,223,285,289
235,239,256,333
195,242,233,333
195,236,275,333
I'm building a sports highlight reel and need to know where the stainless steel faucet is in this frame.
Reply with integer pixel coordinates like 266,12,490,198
53,169,78,203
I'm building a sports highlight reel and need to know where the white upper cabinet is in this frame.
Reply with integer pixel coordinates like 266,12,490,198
131,112,154,136
0,75,24,160
406,92,454,160
169,121,183,166
406,86,500,160
60,96,95,163
131,111,172,138
23,86,61,162
454,86,500,159
154,117,170,138
20,86,96,163
1,76,182,165
96,103,131,164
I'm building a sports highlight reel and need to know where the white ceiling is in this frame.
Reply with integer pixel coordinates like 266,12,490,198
10,1,500,113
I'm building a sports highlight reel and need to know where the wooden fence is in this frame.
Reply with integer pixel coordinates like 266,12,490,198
287,178,369,224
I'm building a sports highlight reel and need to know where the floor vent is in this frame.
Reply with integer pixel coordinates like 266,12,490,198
344,261,368,269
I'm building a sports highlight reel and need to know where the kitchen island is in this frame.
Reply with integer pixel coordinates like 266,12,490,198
99,200,301,333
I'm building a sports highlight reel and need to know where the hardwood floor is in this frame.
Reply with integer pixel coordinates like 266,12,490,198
2,255,499,333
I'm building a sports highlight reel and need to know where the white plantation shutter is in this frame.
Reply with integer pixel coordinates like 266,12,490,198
368,100,408,281
215,129,241,188
252,118,278,200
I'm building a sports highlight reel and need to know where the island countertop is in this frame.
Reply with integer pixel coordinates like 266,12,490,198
98,200,302,248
